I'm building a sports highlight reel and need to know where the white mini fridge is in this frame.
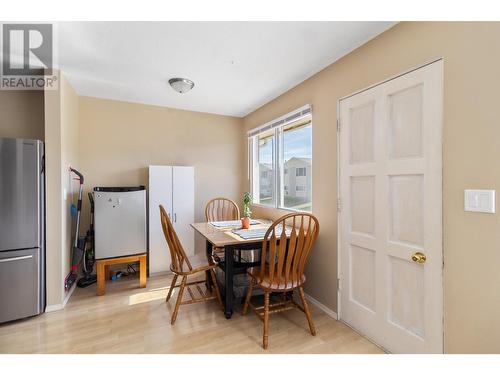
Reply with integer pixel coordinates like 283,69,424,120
93,186,147,260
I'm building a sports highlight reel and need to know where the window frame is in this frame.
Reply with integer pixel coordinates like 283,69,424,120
248,105,312,213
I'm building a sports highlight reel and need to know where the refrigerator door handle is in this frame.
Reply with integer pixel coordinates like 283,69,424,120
0,255,33,263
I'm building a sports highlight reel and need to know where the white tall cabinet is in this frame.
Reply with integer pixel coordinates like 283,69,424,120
148,166,194,274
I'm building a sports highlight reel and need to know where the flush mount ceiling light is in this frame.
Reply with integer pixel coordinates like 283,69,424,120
168,78,195,94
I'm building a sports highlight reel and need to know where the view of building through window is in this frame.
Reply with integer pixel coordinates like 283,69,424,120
258,133,275,206
282,123,312,211
251,113,312,212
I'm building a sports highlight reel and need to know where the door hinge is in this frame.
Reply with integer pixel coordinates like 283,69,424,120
337,118,341,132
337,277,341,291
337,198,342,212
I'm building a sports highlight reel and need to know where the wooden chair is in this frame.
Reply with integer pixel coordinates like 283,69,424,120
159,205,223,324
242,212,320,349
205,197,240,222
205,197,240,261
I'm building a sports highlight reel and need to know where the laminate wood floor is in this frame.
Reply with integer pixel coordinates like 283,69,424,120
0,274,384,354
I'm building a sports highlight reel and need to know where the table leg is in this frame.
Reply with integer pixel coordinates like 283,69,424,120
205,240,213,292
224,245,234,319
96,261,105,296
139,255,147,288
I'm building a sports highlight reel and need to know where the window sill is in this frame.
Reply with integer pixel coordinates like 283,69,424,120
251,203,312,214
278,206,313,214
251,203,276,210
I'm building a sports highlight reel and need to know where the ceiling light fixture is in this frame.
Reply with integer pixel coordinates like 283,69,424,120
168,78,195,94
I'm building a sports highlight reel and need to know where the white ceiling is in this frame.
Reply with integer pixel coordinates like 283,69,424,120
57,22,396,117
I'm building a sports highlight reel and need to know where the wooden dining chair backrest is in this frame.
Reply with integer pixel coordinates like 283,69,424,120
205,197,240,221
159,205,192,273
260,212,320,288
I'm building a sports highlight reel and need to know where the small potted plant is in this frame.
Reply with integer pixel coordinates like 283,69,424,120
241,192,252,229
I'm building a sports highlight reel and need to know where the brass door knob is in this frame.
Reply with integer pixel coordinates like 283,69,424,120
411,252,426,264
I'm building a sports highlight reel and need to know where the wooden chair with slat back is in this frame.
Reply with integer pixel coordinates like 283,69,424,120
205,197,240,222
205,197,241,261
242,212,320,349
159,205,223,324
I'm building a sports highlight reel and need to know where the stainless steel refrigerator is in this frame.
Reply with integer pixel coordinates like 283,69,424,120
0,138,45,323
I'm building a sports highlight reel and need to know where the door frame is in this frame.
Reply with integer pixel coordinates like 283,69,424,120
336,58,444,352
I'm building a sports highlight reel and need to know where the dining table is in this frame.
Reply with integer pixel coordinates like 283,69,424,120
190,219,272,319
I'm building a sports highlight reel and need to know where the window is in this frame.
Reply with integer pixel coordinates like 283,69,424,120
248,105,312,212
296,167,306,177
257,132,275,206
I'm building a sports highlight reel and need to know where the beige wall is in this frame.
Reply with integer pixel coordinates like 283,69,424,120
44,73,80,307
0,90,44,140
77,96,244,254
60,75,80,298
242,22,500,353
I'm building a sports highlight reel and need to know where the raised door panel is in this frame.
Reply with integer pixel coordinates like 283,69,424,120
389,84,424,159
389,174,424,247
389,256,425,338
350,175,376,236
350,244,376,312
350,101,375,164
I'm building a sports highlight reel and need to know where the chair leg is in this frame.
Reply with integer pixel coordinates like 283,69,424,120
210,269,224,310
171,276,187,325
298,286,316,336
263,291,270,349
205,270,213,292
242,278,254,315
166,274,178,302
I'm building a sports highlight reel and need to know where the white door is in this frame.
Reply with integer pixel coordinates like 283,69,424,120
172,166,195,257
338,60,443,353
149,165,173,274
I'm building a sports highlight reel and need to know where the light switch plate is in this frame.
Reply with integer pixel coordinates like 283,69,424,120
464,189,495,213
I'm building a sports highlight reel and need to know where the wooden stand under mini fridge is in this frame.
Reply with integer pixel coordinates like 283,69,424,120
148,166,194,274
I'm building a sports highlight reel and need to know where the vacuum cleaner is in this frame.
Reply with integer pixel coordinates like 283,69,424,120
64,167,85,291
64,167,98,290
77,192,97,288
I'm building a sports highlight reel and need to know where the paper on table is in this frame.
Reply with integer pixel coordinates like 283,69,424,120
209,219,260,228
232,226,291,240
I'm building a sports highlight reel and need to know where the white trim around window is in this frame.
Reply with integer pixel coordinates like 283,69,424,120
247,104,312,137
247,105,312,212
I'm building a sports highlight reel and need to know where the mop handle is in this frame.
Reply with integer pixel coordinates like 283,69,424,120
70,167,84,184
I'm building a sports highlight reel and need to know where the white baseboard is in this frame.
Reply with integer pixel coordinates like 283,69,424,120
45,283,76,313
63,283,76,306
305,292,338,320
45,304,63,313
